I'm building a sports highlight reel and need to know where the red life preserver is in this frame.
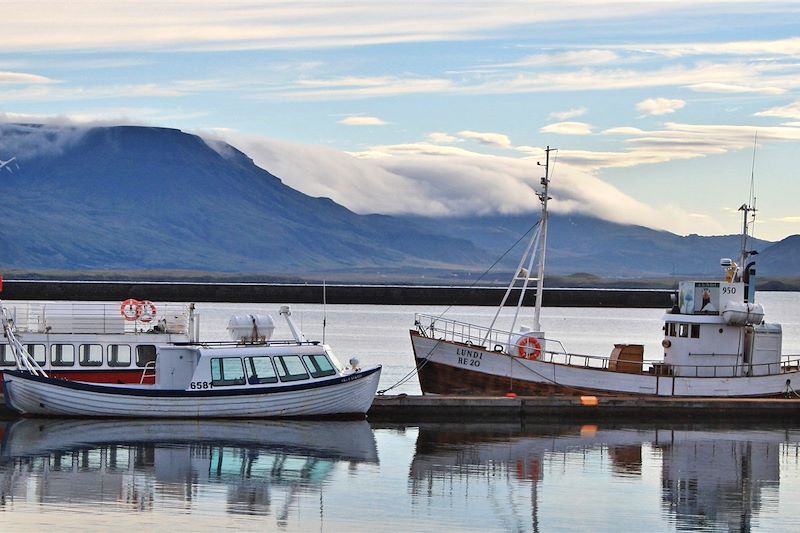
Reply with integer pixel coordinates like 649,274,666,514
121,299,141,321
517,336,542,360
138,300,157,323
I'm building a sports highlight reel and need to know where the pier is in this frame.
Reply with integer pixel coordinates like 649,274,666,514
368,394,800,422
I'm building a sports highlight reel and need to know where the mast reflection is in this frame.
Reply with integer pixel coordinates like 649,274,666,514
409,423,794,532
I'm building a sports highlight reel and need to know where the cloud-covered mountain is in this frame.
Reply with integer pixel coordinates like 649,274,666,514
0,123,794,281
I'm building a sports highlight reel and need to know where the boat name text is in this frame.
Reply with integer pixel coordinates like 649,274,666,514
456,348,483,367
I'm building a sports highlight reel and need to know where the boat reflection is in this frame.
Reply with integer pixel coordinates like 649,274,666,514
0,418,378,519
409,423,796,532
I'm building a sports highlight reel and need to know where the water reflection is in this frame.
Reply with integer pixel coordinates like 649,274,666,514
0,418,378,523
409,423,797,532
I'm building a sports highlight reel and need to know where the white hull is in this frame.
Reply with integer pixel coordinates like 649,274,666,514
3,366,381,418
412,334,797,397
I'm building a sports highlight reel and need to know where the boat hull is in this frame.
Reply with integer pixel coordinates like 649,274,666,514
3,366,381,418
411,332,796,398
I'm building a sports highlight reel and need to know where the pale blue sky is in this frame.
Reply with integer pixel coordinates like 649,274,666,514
1,1,799,240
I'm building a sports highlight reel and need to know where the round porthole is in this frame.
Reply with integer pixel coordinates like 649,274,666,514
719,328,724,333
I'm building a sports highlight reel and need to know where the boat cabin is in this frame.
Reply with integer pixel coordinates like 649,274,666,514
662,281,781,377
154,343,344,391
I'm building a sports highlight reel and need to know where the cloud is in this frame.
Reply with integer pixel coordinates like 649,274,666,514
457,130,512,148
428,132,458,143
687,82,785,95
636,98,686,116
0,71,55,85
540,122,593,135
496,50,619,68
755,100,800,120
549,108,587,121
338,116,387,126
0,121,90,158
602,127,644,135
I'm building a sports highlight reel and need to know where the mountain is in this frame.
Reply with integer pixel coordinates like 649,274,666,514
0,124,483,274
0,123,796,281
399,214,775,277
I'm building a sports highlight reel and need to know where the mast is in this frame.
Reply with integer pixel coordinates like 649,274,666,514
532,147,553,333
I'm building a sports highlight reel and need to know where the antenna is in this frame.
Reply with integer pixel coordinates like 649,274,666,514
322,279,327,344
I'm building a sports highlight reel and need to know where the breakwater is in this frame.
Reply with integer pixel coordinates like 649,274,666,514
1,280,673,308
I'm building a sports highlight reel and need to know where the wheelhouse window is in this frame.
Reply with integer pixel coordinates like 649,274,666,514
136,345,157,367
0,344,15,367
303,354,336,378
274,355,310,382
79,344,103,366
245,356,278,384
25,344,46,366
108,344,132,367
667,323,677,337
691,324,700,338
51,344,75,367
211,357,246,386
678,324,689,338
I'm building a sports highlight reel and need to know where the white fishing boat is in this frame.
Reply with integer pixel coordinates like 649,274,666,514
0,298,196,396
410,146,800,397
3,306,381,417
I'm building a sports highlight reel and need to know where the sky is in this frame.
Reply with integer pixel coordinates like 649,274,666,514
1,1,800,241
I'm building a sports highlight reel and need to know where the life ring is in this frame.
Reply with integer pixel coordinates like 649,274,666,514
138,300,157,323
120,299,141,321
517,336,542,360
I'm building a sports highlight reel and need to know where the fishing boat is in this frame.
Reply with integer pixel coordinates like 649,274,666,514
0,298,196,397
410,146,800,397
3,306,381,417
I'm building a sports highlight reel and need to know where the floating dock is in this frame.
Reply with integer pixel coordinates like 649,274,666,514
368,394,800,422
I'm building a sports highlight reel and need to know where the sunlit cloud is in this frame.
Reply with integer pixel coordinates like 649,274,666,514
495,50,619,68
688,82,785,95
540,122,593,135
636,98,685,116
338,116,388,126
549,108,587,121
457,130,512,148
602,127,645,135
428,132,458,143
0,71,55,85
755,100,800,120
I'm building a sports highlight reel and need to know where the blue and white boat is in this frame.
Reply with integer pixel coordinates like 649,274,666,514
3,306,381,418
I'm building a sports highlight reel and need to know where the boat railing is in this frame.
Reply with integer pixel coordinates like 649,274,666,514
2,301,191,335
139,361,157,384
416,313,800,378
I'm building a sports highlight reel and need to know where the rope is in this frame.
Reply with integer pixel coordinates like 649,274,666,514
377,337,444,395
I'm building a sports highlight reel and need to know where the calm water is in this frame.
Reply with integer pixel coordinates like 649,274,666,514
2,419,800,532
1,293,798,531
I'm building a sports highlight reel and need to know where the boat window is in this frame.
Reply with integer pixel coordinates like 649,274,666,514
0,344,15,366
25,344,46,365
108,344,132,367
79,344,103,366
303,354,336,378
136,345,157,367
679,324,689,338
211,357,246,386
51,344,75,367
691,324,700,338
245,356,278,384
274,355,310,382
667,323,676,337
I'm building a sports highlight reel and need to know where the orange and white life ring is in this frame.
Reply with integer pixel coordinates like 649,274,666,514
517,336,542,360
121,299,141,321
138,300,157,323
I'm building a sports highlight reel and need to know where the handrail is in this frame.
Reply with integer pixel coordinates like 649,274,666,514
1,302,48,377
415,313,800,377
139,360,156,384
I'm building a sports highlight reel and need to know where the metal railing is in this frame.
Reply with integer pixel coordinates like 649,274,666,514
3,301,191,335
415,313,800,378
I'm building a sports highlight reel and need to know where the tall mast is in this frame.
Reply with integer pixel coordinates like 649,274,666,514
533,146,553,333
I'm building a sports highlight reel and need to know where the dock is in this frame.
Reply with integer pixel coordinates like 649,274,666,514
368,394,800,422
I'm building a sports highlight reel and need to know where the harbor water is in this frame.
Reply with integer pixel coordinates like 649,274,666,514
1,292,798,531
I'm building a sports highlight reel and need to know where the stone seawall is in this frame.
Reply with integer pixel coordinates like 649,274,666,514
1,280,673,308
